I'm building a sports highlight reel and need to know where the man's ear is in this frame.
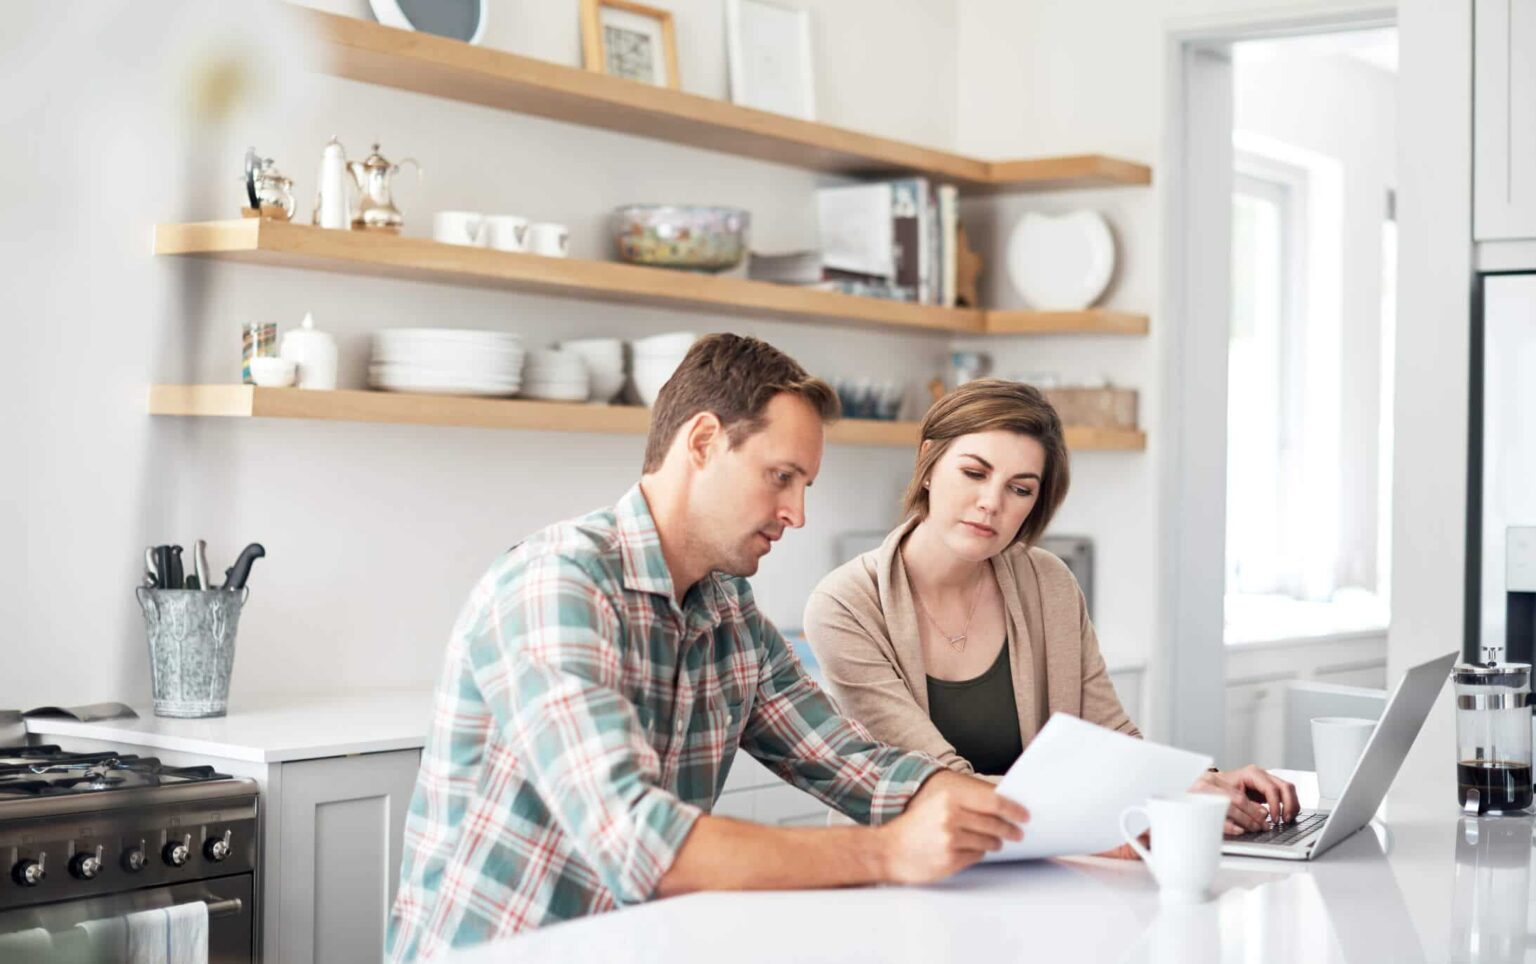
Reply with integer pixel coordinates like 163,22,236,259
684,411,723,468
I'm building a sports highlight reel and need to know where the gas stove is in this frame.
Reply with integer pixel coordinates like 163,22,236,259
0,743,258,961
0,745,232,798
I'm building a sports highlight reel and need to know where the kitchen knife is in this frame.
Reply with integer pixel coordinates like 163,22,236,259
168,546,185,590
194,540,212,592
223,543,266,591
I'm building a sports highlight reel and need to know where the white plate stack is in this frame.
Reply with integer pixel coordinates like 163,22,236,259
520,348,591,402
557,337,626,404
370,329,525,397
632,332,699,406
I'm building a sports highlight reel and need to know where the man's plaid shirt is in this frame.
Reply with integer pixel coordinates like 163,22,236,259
387,484,941,961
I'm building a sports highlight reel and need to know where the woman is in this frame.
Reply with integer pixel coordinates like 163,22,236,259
804,379,1296,836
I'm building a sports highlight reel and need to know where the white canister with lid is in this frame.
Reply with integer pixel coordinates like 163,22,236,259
280,312,339,390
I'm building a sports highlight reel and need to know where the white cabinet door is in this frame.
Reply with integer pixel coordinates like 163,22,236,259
275,750,420,964
1475,0,1536,239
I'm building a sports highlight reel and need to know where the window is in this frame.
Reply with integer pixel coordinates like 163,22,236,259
1224,143,1390,645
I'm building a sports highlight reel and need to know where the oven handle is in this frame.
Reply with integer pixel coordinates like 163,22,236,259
203,897,242,919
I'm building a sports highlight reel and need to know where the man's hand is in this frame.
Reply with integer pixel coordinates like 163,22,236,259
1191,765,1300,835
879,771,1029,883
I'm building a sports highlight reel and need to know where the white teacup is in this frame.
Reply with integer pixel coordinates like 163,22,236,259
484,214,530,252
528,222,569,257
433,210,485,247
1119,793,1229,904
1312,717,1376,801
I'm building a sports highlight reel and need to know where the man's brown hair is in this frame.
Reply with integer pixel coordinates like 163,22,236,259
641,333,840,472
900,379,1070,548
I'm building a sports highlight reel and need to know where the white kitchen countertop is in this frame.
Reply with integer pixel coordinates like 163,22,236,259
20,644,1144,766
445,770,1533,964
24,688,435,763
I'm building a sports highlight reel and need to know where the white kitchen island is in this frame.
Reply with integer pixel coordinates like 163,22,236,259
443,775,1533,964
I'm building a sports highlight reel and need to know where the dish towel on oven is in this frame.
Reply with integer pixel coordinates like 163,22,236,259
77,901,209,964
0,927,53,958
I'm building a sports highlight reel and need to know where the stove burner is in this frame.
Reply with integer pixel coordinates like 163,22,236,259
0,746,231,798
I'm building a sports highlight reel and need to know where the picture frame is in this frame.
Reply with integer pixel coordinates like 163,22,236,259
725,0,816,121
580,0,681,90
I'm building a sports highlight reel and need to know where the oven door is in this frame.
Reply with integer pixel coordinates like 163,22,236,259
0,873,253,963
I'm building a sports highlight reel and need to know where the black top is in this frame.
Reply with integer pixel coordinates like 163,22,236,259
925,643,1024,776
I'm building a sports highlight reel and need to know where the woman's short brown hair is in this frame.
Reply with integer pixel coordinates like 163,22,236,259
900,379,1070,547
642,333,839,472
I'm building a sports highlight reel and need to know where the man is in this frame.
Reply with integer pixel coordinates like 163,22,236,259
387,334,1029,961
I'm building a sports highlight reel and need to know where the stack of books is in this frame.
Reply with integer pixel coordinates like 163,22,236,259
810,179,962,306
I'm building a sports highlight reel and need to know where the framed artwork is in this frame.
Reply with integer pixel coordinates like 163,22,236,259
725,0,815,121
580,0,680,90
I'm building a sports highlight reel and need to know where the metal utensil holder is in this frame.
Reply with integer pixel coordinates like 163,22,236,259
134,588,248,718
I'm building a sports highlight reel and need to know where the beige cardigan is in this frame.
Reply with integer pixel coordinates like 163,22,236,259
803,518,1139,775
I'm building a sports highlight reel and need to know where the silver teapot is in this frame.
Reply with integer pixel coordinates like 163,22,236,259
347,142,420,233
243,147,295,221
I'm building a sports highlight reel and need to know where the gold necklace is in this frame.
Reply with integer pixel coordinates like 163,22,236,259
912,564,987,651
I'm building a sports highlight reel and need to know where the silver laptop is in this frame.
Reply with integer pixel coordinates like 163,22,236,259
1222,651,1457,861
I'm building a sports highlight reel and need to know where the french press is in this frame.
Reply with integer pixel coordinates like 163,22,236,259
1454,662,1534,814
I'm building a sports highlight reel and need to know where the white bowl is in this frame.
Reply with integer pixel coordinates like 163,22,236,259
250,357,298,387
634,366,680,406
632,331,698,358
521,379,591,402
587,367,627,403
559,337,625,364
523,348,586,370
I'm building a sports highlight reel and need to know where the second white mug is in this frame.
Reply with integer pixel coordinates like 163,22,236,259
528,222,570,258
1119,793,1229,904
484,214,531,252
1312,716,1376,800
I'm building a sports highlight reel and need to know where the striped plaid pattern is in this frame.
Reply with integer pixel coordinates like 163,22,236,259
387,484,941,961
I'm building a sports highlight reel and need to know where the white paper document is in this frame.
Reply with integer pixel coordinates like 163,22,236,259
984,713,1214,862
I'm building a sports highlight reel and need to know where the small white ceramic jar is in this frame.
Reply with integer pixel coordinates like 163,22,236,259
280,312,339,390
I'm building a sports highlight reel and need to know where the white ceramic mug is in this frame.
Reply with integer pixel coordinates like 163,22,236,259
483,214,530,252
1119,793,1229,904
433,210,485,247
528,222,569,257
1312,717,1376,801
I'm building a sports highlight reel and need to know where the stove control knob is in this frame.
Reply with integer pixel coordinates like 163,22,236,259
204,830,233,863
70,846,104,880
122,841,147,873
162,834,192,868
11,853,45,887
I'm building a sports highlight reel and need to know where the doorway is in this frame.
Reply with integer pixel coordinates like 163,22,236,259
1159,10,1397,761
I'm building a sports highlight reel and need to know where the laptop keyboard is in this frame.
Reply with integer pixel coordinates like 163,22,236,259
1230,811,1326,846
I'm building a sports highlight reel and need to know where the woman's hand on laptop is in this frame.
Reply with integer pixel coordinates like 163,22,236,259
1190,765,1300,836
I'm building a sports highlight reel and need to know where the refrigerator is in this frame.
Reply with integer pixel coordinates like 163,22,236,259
1469,273,1536,665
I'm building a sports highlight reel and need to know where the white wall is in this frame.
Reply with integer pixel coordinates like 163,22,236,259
0,0,959,707
1385,0,1471,815
1232,42,1396,592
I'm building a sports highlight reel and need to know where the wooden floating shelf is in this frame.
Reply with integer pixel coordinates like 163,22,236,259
985,309,1150,336
148,385,1148,452
308,10,1150,193
155,221,1147,337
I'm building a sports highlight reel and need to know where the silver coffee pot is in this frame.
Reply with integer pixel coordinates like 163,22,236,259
347,142,420,233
